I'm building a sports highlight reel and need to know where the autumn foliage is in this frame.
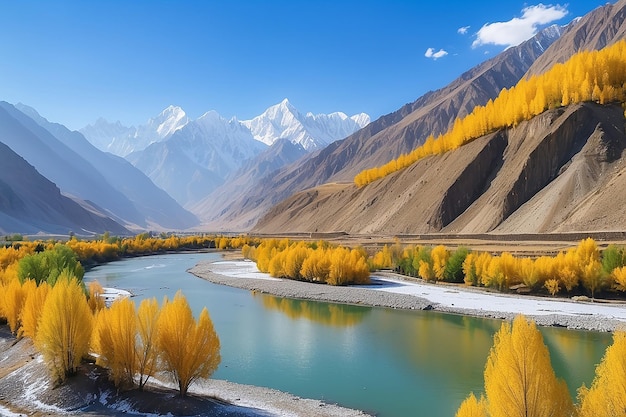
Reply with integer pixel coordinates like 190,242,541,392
0,235,224,395
577,331,626,417
245,239,370,285
356,40,626,187
456,315,573,417
374,238,626,298
158,291,221,397
35,273,93,382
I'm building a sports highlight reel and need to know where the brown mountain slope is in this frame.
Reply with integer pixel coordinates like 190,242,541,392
526,0,626,77
253,103,626,235
195,23,563,231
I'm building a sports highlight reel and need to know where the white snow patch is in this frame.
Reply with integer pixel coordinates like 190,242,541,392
365,276,626,322
210,260,281,281
0,405,26,417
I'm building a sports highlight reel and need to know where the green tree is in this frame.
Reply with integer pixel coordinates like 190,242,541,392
445,247,469,283
18,244,84,285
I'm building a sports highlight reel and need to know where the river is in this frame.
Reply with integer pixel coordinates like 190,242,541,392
84,252,612,417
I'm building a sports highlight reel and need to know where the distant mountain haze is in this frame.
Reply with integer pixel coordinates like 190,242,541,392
0,141,128,235
0,102,197,234
16,104,199,230
80,105,189,157
85,100,369,208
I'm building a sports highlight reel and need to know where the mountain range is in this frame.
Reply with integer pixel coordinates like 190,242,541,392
253,0,626,235
81,99,369,207
195,20,568,231
2,0,625,236
0,102,197,235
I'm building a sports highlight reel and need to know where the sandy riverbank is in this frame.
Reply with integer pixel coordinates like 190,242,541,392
190,259,626,332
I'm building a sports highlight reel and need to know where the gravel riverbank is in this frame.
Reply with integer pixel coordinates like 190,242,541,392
190,259,626,332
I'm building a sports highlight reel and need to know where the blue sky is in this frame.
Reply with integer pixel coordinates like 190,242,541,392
0,1,608,130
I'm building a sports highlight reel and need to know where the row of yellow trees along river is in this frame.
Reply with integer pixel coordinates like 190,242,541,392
243,239,370,285
354,39,626,187
246,237,626,299
455,315,626,417
371,238,626,298
0,235,240,395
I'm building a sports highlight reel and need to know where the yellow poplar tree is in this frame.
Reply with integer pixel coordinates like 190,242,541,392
19,281,49,340
88,281,106,312
1,279,33,334
483,315,572,417
578,331,626,417
93,297,137,389
455,393,488,417
36,273,93,382
431,245,449,281
136,298,160,390
158,291,221,397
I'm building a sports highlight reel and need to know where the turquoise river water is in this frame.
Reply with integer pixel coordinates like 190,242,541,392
84,252,612,417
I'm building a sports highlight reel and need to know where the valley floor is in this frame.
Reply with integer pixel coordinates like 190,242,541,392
191,259,626,332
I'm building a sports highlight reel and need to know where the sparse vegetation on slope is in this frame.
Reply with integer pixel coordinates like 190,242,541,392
355,40,626,187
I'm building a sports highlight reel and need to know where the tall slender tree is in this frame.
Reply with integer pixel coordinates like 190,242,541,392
36,272,93,382
483,316,572,417
578,331,626,417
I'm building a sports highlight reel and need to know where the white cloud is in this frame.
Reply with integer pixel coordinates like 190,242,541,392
458,26,470,35
425,47,448,60
472,3,568,48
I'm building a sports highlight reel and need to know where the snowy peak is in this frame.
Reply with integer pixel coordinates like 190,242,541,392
242,99,370,151
80,105,188,157
81,100,369,156
145,105,188,138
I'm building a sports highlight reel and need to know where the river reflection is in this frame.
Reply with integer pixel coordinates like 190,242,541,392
254,293,369,327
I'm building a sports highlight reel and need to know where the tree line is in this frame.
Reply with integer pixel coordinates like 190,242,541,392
355,40,626,187
0,239,221,397
243,239,370,285
455,315,626,417
372,238,626,299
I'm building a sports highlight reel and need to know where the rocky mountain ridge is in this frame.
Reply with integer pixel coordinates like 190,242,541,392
254,103,626,235
252,0,626,235
199,21,567,231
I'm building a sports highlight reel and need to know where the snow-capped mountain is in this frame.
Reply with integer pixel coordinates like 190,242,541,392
82,99,369,206
126,110,267,206
241,98,370,151
80,105,188,157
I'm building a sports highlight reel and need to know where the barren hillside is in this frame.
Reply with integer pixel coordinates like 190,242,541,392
253,103,626,235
